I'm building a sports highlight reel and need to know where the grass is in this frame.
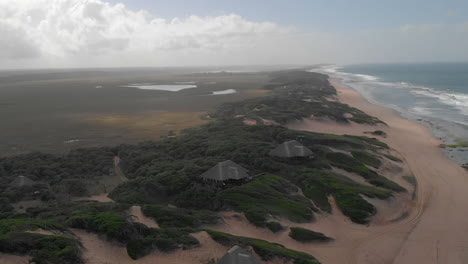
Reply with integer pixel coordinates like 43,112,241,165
446,139,468,148
295,170,392,224
351,151,382,168
205,230,320,264
220,175,316,226
82,111,209,139
325,152,405,192
289,227,332,242
383,154,403,162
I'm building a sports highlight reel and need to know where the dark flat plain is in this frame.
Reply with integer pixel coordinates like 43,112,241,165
0,68,271,156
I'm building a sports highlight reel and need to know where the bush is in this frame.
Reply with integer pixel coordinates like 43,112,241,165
220,175,316,226
266,221,284,233
206,230,320,264
141,205,219,229
0,232,82,264
351,151,382,168
289,227,332,242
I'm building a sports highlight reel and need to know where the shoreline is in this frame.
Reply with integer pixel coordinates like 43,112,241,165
325,70,468,167
289,78,468,263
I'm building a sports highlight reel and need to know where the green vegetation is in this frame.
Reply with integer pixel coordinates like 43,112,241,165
326,152,405,192
288,227,332,242
212,71,383,125
141,205,219,229
0,217,82,264
446,139,468,148
266,221,284,233
365,130,387,137
351,151,382,168
109,118,400,225
295,170,392,223
206,230,320,264
383,154,403,162
0,148,116,205
221,175,316,226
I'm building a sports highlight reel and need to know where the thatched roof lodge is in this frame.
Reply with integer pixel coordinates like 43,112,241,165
199,160,249,182
269,140,313,158
10,175,35,187
218,245,261,264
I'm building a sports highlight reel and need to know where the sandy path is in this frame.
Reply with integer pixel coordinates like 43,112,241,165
128,206,160,229
72,229,228,264
286,79,468,264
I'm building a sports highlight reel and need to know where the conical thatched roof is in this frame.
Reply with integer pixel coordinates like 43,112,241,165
269,140,313,158
10,175,35,187
218,245,261,264
200,160,249,181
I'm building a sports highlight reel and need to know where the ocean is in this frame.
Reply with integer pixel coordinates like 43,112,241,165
318,63,468,166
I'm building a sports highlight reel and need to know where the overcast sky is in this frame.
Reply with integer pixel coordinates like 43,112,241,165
0,0,467,69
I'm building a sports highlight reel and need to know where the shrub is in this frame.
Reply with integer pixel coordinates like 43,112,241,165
141,205,219,229
289,227,332,242
351,151,382,168
206,230,320,264
220,175,316,226
266,221,284,233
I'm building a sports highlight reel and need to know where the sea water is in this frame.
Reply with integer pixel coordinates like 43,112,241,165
319,63,468,166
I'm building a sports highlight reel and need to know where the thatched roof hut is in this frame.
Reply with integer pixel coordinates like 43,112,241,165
218,245,261,264
10,175,35,187
269,140,313,158
200,160,249,182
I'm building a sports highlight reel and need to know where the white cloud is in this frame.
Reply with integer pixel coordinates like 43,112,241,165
0,0,284,60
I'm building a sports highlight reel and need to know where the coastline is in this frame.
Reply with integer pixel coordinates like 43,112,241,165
2,71,468,264
289,78,468,263
321,65,468,167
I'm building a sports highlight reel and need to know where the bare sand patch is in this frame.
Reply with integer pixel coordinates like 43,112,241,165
128,206,160,229
73,193,114,203
0,253,30,264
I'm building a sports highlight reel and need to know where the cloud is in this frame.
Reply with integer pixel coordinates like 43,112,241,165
0,0,284,60
0,21,39,59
